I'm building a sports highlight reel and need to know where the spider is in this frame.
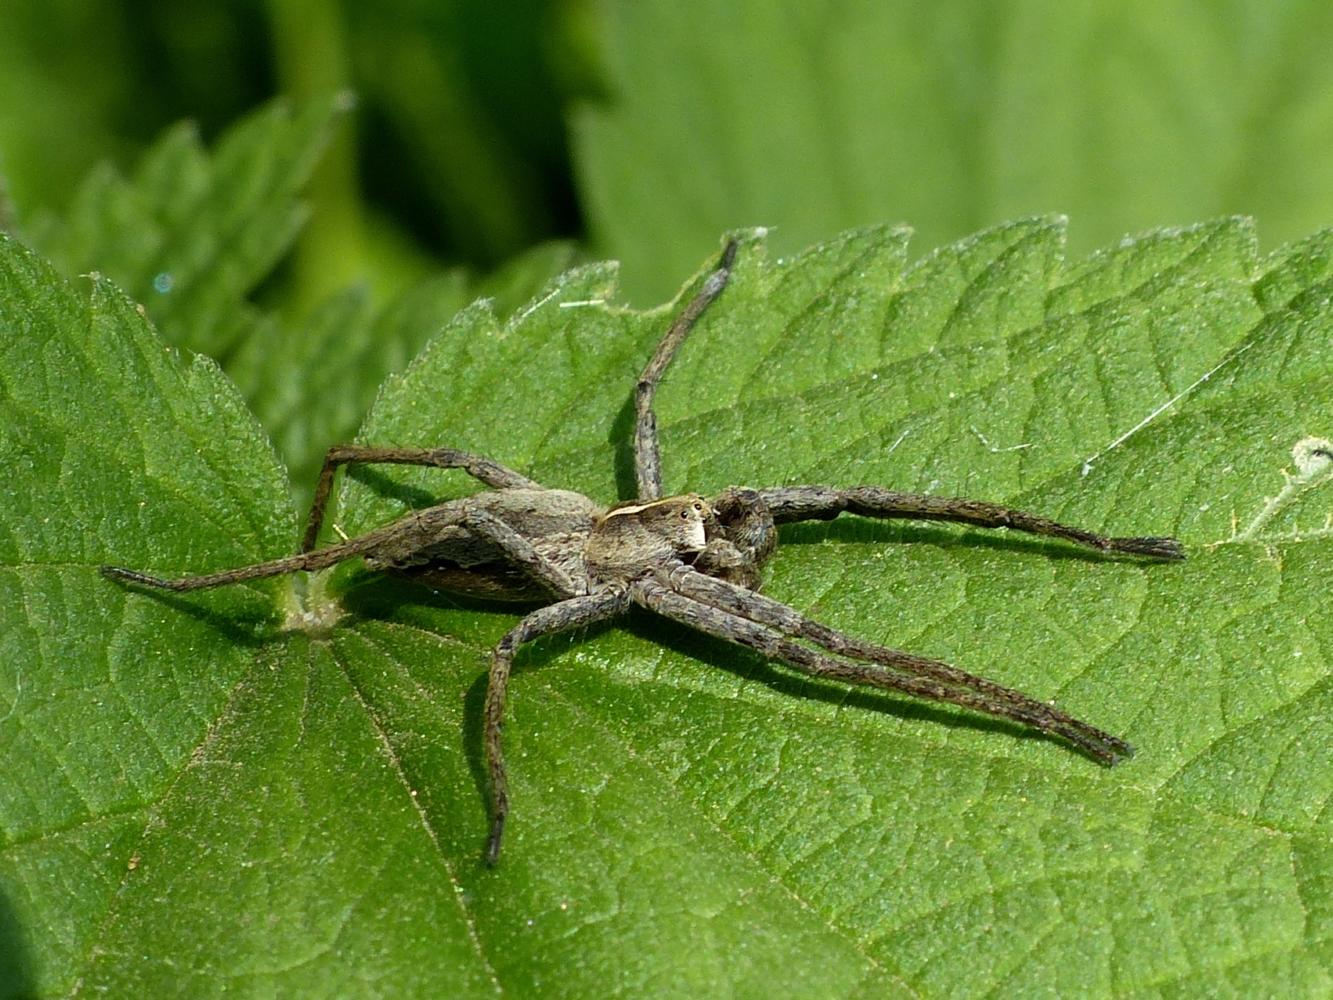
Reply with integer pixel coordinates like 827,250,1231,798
103,238,1185,863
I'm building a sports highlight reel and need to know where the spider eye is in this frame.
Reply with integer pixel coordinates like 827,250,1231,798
679,510,689,520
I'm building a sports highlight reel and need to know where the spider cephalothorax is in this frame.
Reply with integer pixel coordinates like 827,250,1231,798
585,495,712,583
103,238,1183,863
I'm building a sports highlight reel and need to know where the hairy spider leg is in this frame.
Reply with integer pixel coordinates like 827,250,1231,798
633,239,739,501
102,502,578,595
632,579,1131,764
484,589,631,864
758,486,1186,560
664,566,1132,762
304,445,543,552
101,532,391,592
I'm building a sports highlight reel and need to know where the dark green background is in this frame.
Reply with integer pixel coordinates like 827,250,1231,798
6,0,1333,310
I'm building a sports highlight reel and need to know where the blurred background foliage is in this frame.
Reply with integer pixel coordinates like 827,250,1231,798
2,0,1332,451
6,0,1333,304
0,0,592,308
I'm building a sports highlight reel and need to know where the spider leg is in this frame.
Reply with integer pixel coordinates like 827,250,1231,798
102,501,580,597
304,445,543,551
634,240,739,500
484,589,631,864
758,486,1185,560
663,566,1131,762
631,577,1131,765
100,534,384,592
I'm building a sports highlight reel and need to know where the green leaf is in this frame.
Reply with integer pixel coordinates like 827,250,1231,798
227,239,580,508
574,1,1333,303
30,96,347,357
25,97,578,501
3,219,1331,996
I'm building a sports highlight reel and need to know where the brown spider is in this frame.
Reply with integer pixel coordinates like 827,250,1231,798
103,239,1184,863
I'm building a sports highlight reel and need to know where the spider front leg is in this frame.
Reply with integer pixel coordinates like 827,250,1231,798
304,445,543,551
662,565,1132,762
633,239,739,500
631,574,1132,765
483,590,630,864
758,486,1185,560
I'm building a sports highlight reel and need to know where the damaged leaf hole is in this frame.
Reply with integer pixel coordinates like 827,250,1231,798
1232,436,1333,542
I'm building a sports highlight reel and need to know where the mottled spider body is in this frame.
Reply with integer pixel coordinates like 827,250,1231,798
369,487,602,601
103,239,1183,863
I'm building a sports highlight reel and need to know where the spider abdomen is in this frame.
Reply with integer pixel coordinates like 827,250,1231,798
369,488,601,600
